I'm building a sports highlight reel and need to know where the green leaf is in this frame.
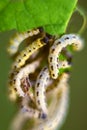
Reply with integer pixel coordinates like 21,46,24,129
59,53,67,61
59,67,71,75
0,0,77,34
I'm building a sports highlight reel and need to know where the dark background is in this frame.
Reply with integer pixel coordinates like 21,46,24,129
0,0,87,130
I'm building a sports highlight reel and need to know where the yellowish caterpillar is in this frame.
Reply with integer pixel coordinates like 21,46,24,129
32,73,69,130
7,28,40,56
35,61,70,117
11,37,48,70
48,34,83,79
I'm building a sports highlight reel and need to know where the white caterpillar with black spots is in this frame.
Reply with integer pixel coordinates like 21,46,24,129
35,60,70,117
48,34,83,79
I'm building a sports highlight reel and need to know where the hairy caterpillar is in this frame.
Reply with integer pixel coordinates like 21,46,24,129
32,73,69,130
35,61,70,117
11,37,48,70
48,34,83,79
8,60,41,100
7,28,41,56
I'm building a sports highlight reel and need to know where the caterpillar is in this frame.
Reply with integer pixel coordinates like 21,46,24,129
10,73,69,130
7,28,41,56
11,37,48,70
8,60,41,100
48,34,83,79
35,66,50,116
32,73,69,130
14,60,41,97
35,61,71,117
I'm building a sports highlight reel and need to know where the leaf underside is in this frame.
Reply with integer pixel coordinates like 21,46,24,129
0,0,77,34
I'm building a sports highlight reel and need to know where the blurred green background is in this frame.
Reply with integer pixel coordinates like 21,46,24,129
0,0,87,130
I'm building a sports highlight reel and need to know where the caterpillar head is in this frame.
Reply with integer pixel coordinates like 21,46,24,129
72,34,84,51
